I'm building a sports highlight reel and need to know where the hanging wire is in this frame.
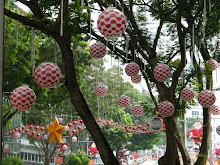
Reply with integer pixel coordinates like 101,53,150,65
54,42,57,64
60,0,64,36
89,7,92,41
31,28,35,77
192,23,195,65
203,0,207,41
125,35,129,63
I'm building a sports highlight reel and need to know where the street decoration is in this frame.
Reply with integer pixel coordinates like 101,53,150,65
125,62,140,77
150,117,163,130
216,125,220,135
209,105,220,115
198,90,216,108
72,136,77,142
46,117,65,143
180,87,195,102
10,85,36,111
131,75,141,84
97,7,127,38
88,142,98,158
153,64,171,82
187,120,203,145
34,62,61,88
157,101,175,117
96,85,107,97
13,132,21,139
118,95,131,107
131,105,144,116
90,41,106,59
206,58,218,71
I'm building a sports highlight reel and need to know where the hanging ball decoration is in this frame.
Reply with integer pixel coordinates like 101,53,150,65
34,62,61,88
180,87,195,102
97,7,127,38
72,136,77,142
43,135,48,140
90,42,106,59
216,125,220,136
10,85,36,111
206,59,218,71
198,90,216,108
125,62,140,77
62,144,69,151
209,105,220,115
131,75,141,84
58,118,63,123
150,118,163,130
118,95,131,107
13,132,21,139
153,64,172,82
64,126,69,131
96,85,107,97
131,105,144,116
157,101,175,117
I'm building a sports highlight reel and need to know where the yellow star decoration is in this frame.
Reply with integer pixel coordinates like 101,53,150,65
46,117,65,143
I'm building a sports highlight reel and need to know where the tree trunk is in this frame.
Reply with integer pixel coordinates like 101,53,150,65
56,36,120,165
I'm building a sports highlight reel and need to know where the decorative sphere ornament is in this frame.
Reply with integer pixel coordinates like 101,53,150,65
97,7,127,38
125,62,140,77
118,95,131,107
131,75,141,84
58,118,63,123
43,135,48,140
209,105,220,115
150,118,163,130
64,126,69,131
62,144,69,151
206,59,218,71
180,87,195,102
153,64,172,82
157,101,175,117
216,125,220,135
198,90,216,108
131,105,144,116
96,85,107,97
13,132,21,139
10,85,36,111
72,136,77,142
90,42,106,59
34,62,61,88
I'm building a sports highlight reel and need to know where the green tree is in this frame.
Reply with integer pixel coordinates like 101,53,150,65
2,156,24,165
65,150,90,165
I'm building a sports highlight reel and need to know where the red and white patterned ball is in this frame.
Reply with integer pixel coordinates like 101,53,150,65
157,101,175,117
34,62,61,88
209,105,220,115
216,125,220,135
13,132,21,139
90,42,106,59
96,85,107,97
153,64,172,82
206,59,218,71
125,62,140,77
131,75,141,84
150,118,163,130
97,7,127,38
10,85,36,111
132,105,144,116
118,95,131,107
180,88,195,102
198,90,216,108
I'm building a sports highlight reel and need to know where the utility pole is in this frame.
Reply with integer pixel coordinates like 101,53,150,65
0,0,5,164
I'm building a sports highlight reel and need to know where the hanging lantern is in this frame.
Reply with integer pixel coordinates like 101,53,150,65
72,136,77,142
131,75,141,84
157,101,175,117
97,7,127,38
34,62,61,88
209,105,220,115
153,64,171,82
58,118,63,123
198,90,216,108
64,126,69,131
13,132,21,139
62,144,69,151
96,85,107,97
118,95,130,107
43,135,48,140
125,62,140,77
90,41,106,59
216,125,220,136
131,105,144,116
150,118,163,130
180,87,195,102
10,85,36,111
206,59,218,71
